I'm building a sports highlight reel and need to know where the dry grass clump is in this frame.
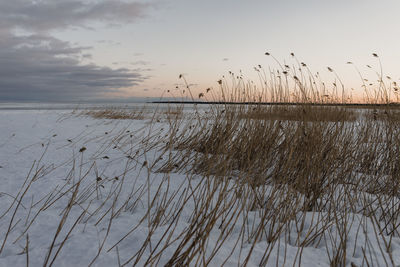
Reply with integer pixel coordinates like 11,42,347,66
150,54,400,265
150,98,400,265
80,107,147,120
238,105,358,122
80,106,185,123
364,108,400,122
162,104,357,208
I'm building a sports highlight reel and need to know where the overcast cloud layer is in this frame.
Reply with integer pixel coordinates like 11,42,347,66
0,0,152,102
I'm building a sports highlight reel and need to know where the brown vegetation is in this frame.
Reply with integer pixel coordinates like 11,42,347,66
2,53,400,266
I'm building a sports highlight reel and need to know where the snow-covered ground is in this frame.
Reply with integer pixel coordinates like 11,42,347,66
0,109,399,266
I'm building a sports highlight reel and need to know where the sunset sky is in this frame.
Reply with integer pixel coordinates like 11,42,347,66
1,0,400,102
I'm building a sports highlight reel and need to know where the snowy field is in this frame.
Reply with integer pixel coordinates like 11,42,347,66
0,108,400,267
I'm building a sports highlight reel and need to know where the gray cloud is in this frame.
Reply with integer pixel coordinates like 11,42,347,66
0,33,144,101
0,0,151,32
0,0,153,102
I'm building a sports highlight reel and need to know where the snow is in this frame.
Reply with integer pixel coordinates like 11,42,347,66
0,108,399,266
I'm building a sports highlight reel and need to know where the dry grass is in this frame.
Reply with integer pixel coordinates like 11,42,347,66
237,105,358,122
80,106,185,122
2,53,400,266
80,107,147,120
151,99,400,265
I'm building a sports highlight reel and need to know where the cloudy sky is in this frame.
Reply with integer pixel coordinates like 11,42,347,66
1,0,400,102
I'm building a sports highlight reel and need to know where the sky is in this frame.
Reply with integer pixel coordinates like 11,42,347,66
1,0,400,102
